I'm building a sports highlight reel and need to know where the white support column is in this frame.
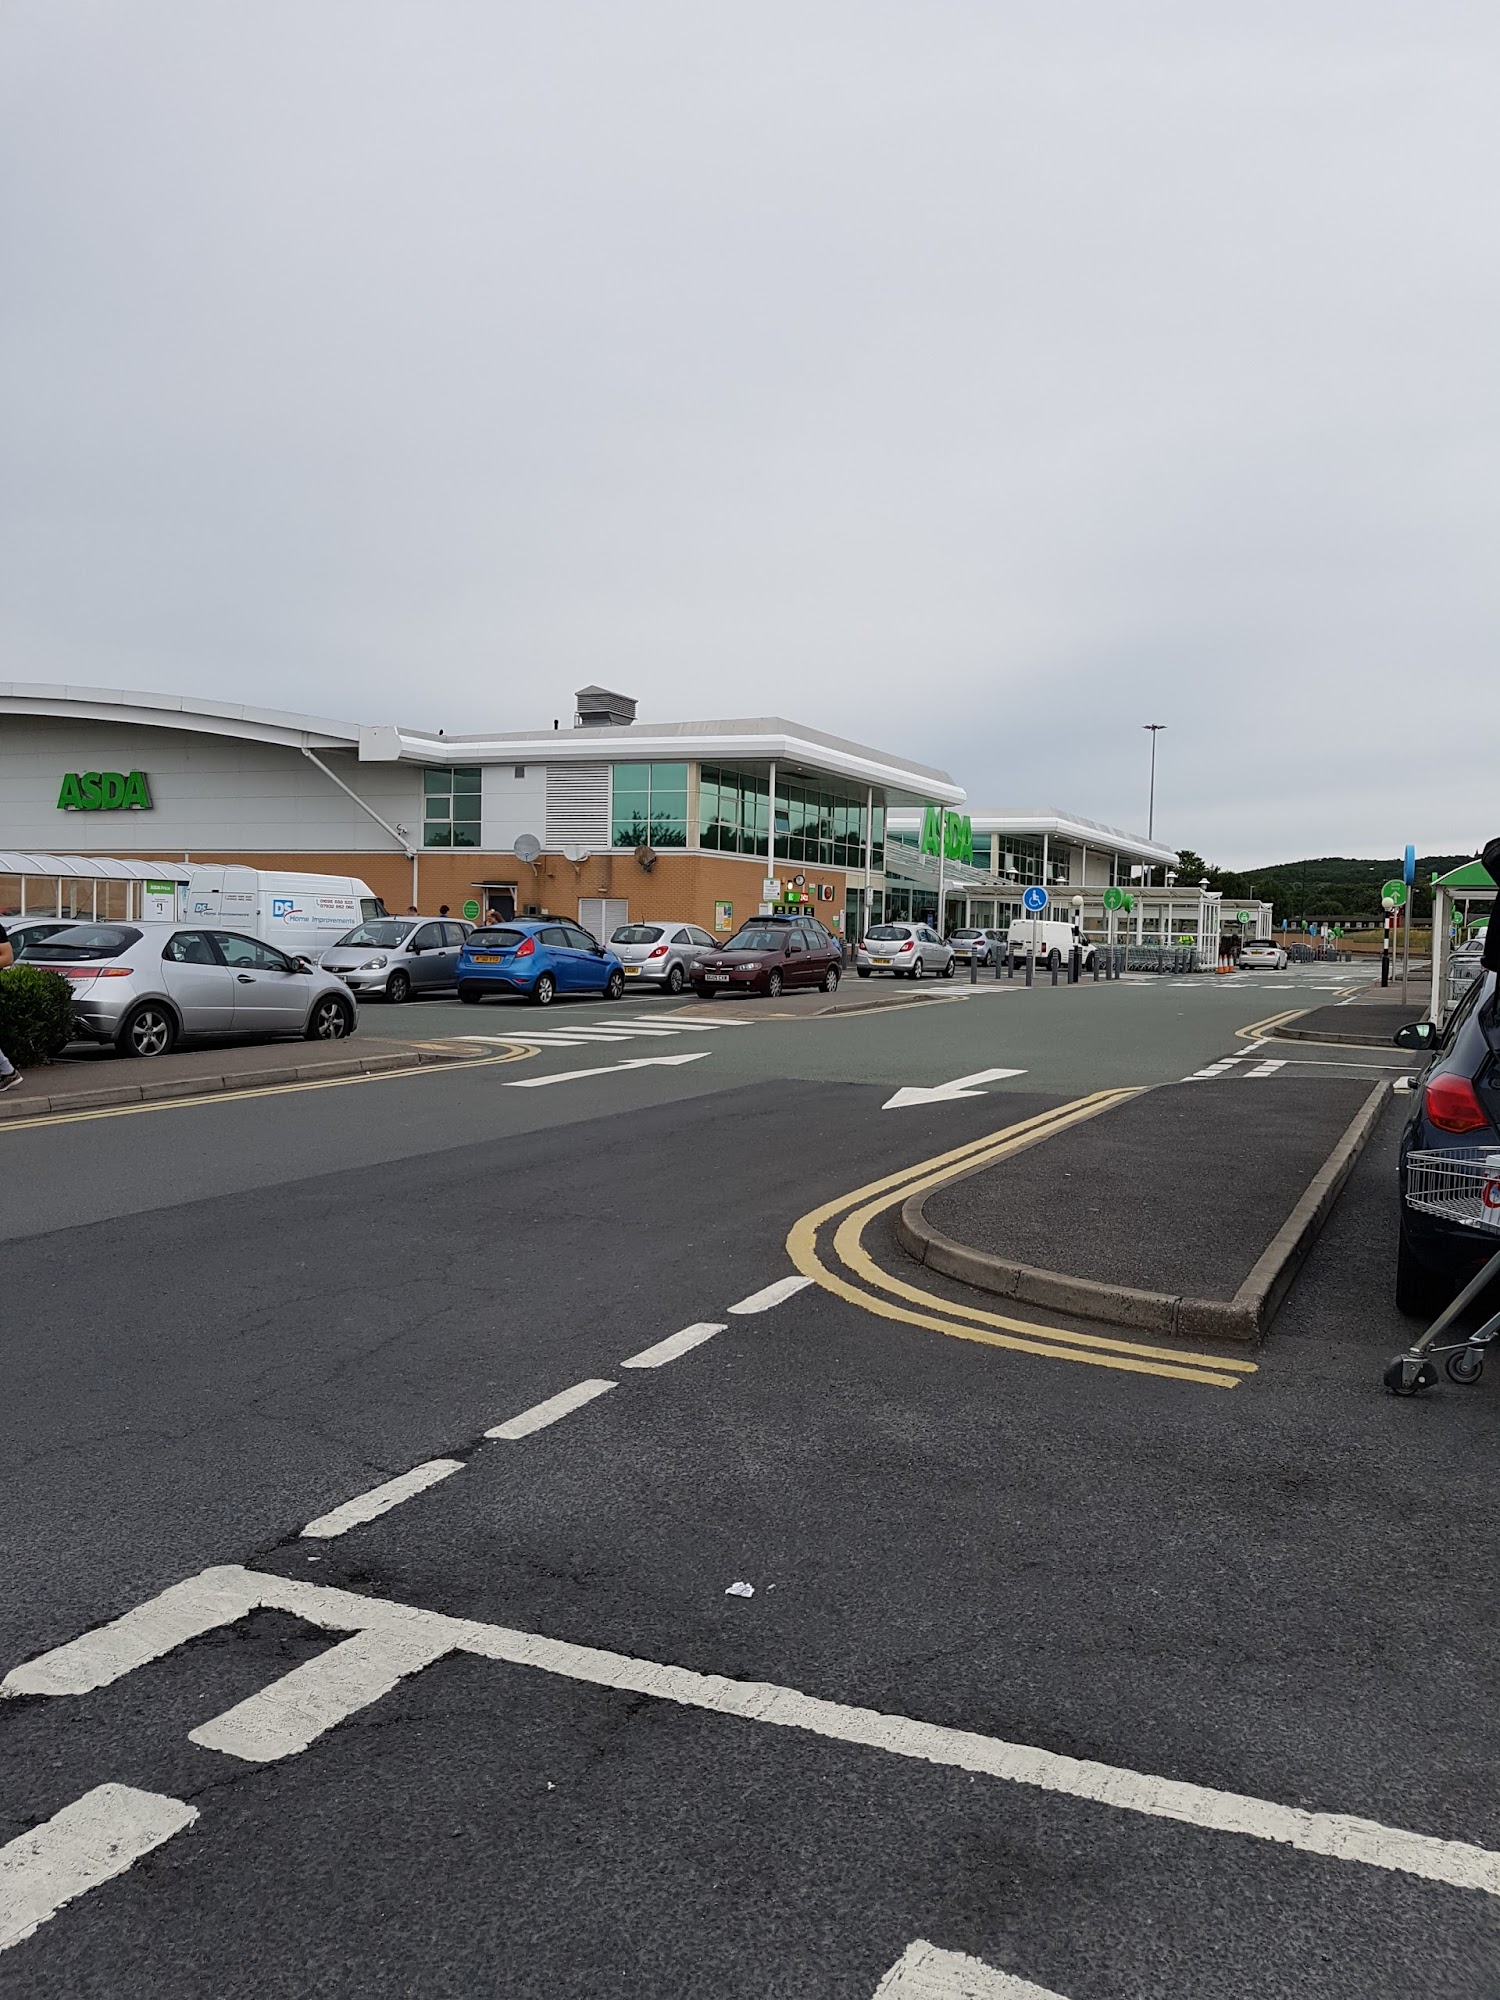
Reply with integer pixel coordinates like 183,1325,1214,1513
766,760,777,910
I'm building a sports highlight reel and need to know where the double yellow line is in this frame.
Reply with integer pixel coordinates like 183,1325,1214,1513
786,1090,1258,1390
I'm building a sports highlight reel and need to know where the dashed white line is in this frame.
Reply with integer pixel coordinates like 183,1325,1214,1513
484,1378,616,1439
189,1625,453,1763
1244,1058,1288,1078
26,1564,1500,1898
0,1784,198,1952
299,1459,464,1540
874,1940,1069,1999
620,1323,728,1369
728,1274,815,1314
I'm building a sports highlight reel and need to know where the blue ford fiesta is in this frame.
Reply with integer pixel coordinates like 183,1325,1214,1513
456,919,626,1007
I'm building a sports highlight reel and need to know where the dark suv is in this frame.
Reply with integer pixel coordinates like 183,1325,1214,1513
690,916,842,998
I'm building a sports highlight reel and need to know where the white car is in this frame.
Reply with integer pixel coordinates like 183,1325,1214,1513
856,922,955,980
1239,940,1288,970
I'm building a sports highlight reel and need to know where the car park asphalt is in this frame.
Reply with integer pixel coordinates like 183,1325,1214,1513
3,964,1492,1999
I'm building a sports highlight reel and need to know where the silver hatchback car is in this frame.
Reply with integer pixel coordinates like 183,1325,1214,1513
320,917,472,1002
609,920,717,994
20,921,358,1056
855,922,956,980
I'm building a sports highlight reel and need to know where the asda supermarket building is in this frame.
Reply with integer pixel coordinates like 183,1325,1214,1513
0,682,962,939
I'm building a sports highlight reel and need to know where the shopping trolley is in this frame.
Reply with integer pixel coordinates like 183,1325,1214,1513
1384,1148,1500,1394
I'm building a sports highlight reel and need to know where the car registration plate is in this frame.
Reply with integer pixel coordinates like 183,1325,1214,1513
472,954,502,963
624,965,641,975
705,972,731,982
872,957,891,966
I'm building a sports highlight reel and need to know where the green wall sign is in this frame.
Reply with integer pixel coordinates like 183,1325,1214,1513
920,806,973,865
58,770,153,812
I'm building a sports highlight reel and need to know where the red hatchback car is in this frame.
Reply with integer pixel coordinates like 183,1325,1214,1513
690,917,842,998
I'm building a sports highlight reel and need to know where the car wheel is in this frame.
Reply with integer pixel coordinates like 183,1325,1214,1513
305,994,353,1041
822,965,840,993
459,988,481,1004
910,957,924,981
532,972,556,1007
856,968,871,979
385,969,411,1004
666,963,685,995
1395,1224,1451,1316
940,957,956,978
116,1002,176,1058
604,969,626,1001
766,969,783,998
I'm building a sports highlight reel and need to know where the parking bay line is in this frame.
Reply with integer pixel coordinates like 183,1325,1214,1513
0,1784,198,1953
504,1053,712,1088
621,1323,728,1368
299,1459,465,1540
874,1941,1068,2000
484,1378,616,1439
19,1564,1500,1899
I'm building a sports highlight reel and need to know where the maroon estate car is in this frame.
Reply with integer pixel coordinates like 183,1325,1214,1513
690,916,842,998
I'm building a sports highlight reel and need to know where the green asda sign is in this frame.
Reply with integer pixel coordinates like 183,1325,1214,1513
920,805,973,865
58,770,153,812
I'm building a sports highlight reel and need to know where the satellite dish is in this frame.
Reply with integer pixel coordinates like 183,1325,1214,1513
513,833,541,865
634,843,657,873
560,843,587,864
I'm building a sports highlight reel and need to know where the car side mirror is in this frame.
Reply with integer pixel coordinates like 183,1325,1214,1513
1394,1021,1436,1051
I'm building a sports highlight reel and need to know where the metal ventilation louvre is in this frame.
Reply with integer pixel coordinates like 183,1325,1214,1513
545,764,610,850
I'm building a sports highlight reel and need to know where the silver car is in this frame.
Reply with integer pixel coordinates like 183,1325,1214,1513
320,917,472,1002
19,921,358,1056
855,922,956,980
609,920,717,995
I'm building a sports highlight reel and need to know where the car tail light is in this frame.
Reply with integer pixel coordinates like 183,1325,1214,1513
647,944,668,959
898,939,914,951
515,936,535,957
1424,1074,1490,1134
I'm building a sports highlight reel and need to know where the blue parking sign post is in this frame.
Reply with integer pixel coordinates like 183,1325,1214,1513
1022,885,1048,984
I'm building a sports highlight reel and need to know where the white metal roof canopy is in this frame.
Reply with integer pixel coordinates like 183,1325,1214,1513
0,853,193,881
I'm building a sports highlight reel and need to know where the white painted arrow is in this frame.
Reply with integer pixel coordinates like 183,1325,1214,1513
882,1067,1025,1110
505,1052,712,1090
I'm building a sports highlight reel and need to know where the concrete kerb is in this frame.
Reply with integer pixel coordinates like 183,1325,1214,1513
895,1080,1392,1346
0,1045,489,1122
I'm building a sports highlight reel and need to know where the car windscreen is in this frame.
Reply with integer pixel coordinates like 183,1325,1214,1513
865,926,910,941
467,928,526,949
21,925,142,961
612,926,664,945
334,920,416,948
724,930,782,952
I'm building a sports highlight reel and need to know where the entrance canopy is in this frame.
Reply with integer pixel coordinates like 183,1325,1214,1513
0,853,192,923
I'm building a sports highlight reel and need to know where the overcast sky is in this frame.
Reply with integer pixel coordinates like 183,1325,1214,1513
2,3,1495,866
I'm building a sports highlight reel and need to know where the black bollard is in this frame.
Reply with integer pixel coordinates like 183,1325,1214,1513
1092,949,1100,981
969,950,977,984
1050,955,1058,987
1024,953,1032,987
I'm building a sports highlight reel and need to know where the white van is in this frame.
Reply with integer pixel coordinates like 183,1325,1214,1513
179,868,385,958
1007,916,1094,971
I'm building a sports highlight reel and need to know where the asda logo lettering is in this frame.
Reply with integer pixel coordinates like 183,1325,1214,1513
57,770,154,811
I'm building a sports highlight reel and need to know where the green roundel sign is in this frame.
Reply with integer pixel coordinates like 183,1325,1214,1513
462,899,480,920
1236,909,1251,923
1381,879,1409,908
1102,886,1126,910
58,770,153,812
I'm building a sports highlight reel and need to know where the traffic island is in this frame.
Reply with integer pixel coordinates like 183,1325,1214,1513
0,1033,494,1121
1272,995,1426,1048
896,1077,1391,1343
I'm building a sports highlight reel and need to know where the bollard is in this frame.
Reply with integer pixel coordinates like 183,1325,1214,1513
1024,953,1032,987
969,950,977,984
1050,955,1058,986
994,943,1003,981
1092,949,1100,981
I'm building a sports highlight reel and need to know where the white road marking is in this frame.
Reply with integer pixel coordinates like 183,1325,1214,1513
874,1940,1068,1999
504,1052,712,1088
620,1323,727,1369
19,1565,1500,1898
3,1567,264,1697
458,1033,592,1047
1183,1056,1247,1080
728,1274,815,1314
0,1784,198,1952
625,1015,751,1030
1244,1059,1288,1078
883,1069,1028,1111
299,1459,464,1540
485,1379,616,1439
189,1625,454,1762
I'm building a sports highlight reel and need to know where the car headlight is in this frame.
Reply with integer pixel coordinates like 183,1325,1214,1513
361,957,387,969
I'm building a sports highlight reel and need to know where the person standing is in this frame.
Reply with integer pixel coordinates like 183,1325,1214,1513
0,921,22,1092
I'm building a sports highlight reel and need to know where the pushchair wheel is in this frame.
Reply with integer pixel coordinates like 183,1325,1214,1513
1445,1347,1485,1386
1384,1355,1438,1396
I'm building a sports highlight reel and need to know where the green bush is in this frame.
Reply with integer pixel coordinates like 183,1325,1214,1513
0,964,76,1065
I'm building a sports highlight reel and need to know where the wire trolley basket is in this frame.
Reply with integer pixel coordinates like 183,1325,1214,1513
1403,1148,1500,1234
1387,1148,1500,1394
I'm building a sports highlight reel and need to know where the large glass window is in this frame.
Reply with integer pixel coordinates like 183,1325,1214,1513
995,834,1042,885
699,765,770,855
612,763,688,849
423,766,481,848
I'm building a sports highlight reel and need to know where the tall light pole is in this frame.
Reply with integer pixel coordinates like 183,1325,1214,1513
1143,723,1166,888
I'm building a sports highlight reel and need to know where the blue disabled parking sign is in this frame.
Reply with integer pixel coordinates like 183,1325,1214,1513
1023,886,1049,912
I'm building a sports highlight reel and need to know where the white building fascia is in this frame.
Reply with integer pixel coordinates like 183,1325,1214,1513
887,804,1176,869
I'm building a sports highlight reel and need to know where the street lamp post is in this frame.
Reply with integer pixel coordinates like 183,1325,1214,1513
1142,725,1166,887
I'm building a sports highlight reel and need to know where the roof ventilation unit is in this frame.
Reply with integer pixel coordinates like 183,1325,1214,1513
574,686,637,728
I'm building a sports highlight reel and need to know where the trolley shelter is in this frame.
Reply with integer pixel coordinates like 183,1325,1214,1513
0,852,192,925
1428,858,1496,1024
